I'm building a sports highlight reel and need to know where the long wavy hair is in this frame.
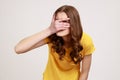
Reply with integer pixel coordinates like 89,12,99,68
49,5,83,64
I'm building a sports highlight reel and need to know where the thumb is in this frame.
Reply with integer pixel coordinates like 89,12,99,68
51,14,55,23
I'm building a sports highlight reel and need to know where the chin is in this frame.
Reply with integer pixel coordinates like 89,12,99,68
56,30,69,37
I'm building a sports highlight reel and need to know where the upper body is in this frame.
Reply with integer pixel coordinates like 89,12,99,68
14,5,95,80
43,32,95,80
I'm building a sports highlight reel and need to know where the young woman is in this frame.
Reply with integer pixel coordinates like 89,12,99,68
15,5,95,80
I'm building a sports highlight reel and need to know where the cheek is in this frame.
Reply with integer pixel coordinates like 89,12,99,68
64,28,70,34
61,28,70,34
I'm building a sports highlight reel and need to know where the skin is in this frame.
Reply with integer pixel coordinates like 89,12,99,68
14,12,92,80
55,12,71,48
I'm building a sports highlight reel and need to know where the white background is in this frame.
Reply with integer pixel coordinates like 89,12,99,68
0,0,120,80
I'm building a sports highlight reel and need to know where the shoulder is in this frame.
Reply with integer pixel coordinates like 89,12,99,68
81,32,93,44
44,37,53,47
44,37,53,44
80,32,95,55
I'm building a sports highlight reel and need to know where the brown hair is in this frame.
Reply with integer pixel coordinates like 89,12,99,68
49,5,83,64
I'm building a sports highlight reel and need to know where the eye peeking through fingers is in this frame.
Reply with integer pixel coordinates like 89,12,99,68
61,20,70,23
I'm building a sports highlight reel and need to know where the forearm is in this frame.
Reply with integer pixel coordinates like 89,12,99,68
79,55,92,80
79,72,88,80
15,27,53,53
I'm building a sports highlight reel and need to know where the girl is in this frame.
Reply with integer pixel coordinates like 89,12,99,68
15,5,95,80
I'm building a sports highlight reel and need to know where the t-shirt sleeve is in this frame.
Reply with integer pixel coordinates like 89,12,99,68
81,33,95,56
44,37,51,44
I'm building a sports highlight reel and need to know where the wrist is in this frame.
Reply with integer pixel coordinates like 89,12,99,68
47,27,55,35
48,26,56,34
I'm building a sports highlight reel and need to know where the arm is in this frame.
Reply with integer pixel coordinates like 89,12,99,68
79,54,92,80
14,27,53,54
14,17,70,54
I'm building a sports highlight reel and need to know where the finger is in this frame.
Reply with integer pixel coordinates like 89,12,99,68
64,25,70,28
58,18,70,22
63,23,70,27
56,23,70,29
51,14,55,23
56,25,70,31
56,21,70,25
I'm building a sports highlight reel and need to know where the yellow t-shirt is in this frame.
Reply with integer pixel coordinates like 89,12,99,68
43,32,95,80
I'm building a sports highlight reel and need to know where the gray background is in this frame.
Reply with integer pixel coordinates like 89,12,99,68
0,0,120,80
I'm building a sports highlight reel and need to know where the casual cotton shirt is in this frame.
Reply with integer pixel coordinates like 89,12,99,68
43,32,95,80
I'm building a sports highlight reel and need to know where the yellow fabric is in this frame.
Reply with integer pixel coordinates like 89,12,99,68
43,32,95,80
